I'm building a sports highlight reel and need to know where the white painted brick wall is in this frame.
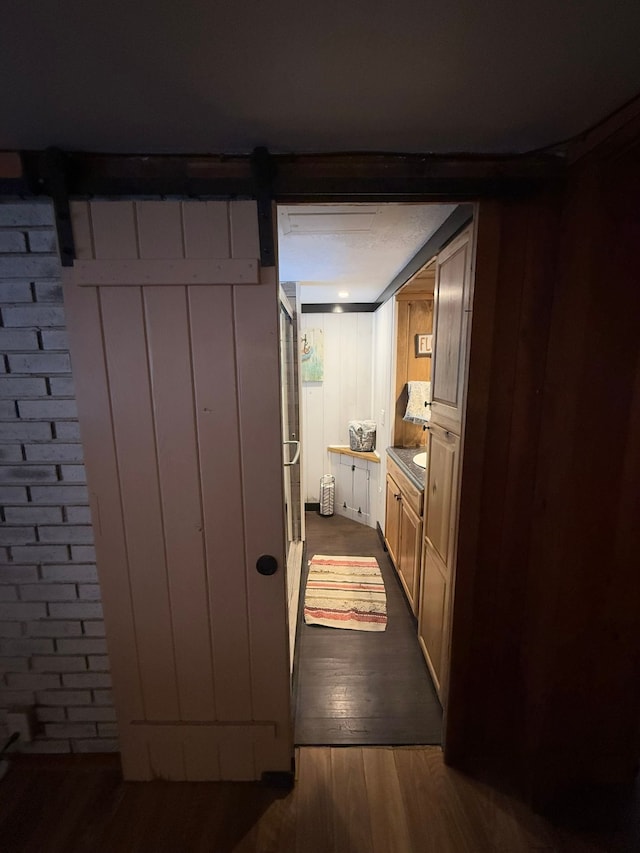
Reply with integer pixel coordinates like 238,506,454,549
0,200,117,755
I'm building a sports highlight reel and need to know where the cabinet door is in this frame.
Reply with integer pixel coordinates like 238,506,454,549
431,227,473,433
418,541,450,696
384,473,402,566
337,455,371,522
335,455,354,520
352,458,371,522
425,424,460,569
398,498,422,615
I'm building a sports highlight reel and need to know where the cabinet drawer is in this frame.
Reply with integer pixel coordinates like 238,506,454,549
386,455,423,516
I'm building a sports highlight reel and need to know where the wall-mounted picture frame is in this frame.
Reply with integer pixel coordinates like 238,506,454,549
415,333,432,358
301,327,324,381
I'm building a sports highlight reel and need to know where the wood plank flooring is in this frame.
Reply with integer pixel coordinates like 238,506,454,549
293,512,442,745
1,750,637,852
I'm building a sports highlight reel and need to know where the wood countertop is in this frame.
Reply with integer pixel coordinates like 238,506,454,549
327,445,380,463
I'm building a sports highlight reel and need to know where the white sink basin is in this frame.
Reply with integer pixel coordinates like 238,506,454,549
413,452,427,469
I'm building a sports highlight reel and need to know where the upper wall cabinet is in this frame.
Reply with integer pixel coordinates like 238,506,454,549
431,228,473,433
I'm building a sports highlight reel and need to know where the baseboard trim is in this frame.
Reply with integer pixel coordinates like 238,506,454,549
376,521,388,551
261,769,295,789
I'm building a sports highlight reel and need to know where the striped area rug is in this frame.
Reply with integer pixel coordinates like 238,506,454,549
303,555,387,632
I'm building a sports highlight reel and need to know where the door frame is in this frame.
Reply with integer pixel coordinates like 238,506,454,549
65,192,485,776
277,200,478,741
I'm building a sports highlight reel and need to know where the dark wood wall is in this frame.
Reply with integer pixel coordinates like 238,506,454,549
523,130,640,807
445,191,561,789
446,122,640,811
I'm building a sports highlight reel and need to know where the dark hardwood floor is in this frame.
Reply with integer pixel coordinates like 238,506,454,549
293,512,442,746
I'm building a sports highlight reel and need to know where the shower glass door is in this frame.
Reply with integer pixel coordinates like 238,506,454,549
279,290,303,671
280,297,301,543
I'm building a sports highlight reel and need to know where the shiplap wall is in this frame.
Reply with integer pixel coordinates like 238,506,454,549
300,312,373,504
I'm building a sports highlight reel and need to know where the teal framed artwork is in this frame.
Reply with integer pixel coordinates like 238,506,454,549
301,328,324,382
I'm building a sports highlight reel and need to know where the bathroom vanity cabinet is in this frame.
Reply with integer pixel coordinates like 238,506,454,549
384,454,423,615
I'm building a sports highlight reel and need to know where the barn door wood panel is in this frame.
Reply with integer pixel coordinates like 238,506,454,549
63,200,292,781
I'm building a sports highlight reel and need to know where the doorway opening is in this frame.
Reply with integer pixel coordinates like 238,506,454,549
276,202,472,746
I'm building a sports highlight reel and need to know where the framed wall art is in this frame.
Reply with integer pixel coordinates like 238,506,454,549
415,333,432,358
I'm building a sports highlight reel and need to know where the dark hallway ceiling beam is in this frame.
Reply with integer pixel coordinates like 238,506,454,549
18,150,566,201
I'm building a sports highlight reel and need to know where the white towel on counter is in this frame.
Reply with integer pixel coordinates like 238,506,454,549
403,381,432,424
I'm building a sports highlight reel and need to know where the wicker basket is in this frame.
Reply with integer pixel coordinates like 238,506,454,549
348,420,376,452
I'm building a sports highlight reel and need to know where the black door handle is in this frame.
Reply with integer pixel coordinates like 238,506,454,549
256,554,278,576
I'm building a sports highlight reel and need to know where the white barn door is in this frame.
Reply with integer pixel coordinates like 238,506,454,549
63,200,292,780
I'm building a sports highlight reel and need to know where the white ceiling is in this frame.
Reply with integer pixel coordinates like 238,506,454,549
278,204,455,303
1,2,640,155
